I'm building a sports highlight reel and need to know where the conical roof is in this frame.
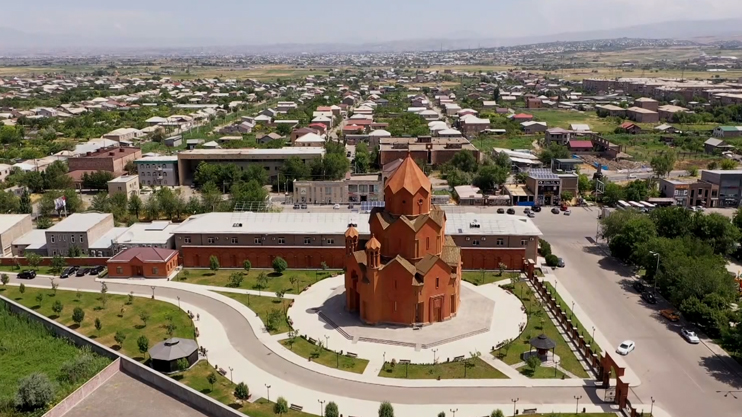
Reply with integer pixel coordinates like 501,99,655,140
384,154,431,195
345,225,359,238
366,234,381,250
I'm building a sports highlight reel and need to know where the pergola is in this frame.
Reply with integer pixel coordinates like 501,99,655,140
529,334,556,358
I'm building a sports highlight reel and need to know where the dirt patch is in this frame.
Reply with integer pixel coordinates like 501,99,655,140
580,154,644,171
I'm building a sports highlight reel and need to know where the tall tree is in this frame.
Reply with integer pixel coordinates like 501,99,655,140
650,150,676,178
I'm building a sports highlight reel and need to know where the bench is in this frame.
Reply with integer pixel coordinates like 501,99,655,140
218,367,227,376
452,355,465,362
290,404,303,412
308,337,317,344
522,408,537,415
346,352,358,358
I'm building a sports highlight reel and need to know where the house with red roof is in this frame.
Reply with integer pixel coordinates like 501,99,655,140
107,247,179,279
568,139,594,152
619,122,642,134
512,113,534,122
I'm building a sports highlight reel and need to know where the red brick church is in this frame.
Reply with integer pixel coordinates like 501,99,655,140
344,155,462,325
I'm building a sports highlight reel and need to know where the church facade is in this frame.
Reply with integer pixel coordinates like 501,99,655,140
344,155,462,326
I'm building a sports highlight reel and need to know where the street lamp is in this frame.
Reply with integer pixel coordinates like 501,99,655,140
324,335,329,350
318,400,326,417
650,397,655,416
554,360,560,377
571,301,575,319
265,384,271,402
649,251,660,292
150,286,156,299
591,326,596,345
228,366,234,383
177,296,181,309
511,398,519,416
574,395,582,413
450,408,458,417
432,348,438,363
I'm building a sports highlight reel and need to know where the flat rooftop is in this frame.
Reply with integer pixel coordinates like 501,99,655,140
108,175,139,183
64,371,207,417
136,156,178,163
178,147,325,159
46,213,111,233
0,214,29,234
70,147,141,159
90,227,128,250
627,107,658,114
115,221,179,245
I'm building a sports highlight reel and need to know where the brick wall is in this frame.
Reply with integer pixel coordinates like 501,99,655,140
0,257,108,267
182,246,346,269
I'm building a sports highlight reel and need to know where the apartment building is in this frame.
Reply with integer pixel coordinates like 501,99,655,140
107,174,140,196
67,146,142,175
44,213,114,256
136,156,179,186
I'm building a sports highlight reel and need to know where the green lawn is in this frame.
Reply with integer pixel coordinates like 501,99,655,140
379,357,507,379
279,336,368,374
473,135,535,152
173,361,318,417
0,305,111,415
530,109,617,133
181,269,341,294
492,282,589,378
0,286,194,361
0,265,57,276
543,282,601,354
462,270,520,285
519,365,568,379
216,292,290,335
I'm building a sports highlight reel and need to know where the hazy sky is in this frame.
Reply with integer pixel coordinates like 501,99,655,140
3,0,742,44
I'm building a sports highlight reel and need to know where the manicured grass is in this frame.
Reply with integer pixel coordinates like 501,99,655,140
216,292,290,335
543,281,601,354
492,282,589,378
173,361,318,417
462,270,520,285
0,286,194,361
279,336,368,374
181,269,341,294
519,366,568,379
0,305,111,415
379,357,507,379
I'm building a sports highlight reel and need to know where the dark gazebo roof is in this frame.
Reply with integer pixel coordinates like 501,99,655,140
529,334,556,350
149,338,198,361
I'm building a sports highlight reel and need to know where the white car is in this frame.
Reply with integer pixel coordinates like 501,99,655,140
563,210,571,216
628,174,637,179
681,328,700,344
616,340,635,355
333,204,340,210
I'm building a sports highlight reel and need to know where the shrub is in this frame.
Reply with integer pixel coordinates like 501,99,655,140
176,358,190,371
539,238,552,257
379,401,394,417
14,372,55,410
72,307,85,325
326,401,339,417
59,349,108,384
491,410,504,417
137,335,149,356
526,355,541,371
234,382,250,401
272,257,288,274
545,254,559,267
274,396,289,414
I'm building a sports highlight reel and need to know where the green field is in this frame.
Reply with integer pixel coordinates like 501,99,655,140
492,282,589,378
216,292,291,335
474,135,535,152
530,110,617,133
182,268,341,294
279,337,368,374
0,304,111,415
462,270,520,285
0,286,194,361
173,361,319,417
379,357,507,379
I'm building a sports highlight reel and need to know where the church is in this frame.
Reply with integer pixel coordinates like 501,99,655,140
344,155,462,326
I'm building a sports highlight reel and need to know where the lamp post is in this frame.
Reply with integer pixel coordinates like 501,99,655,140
177,296,181,309
511,398,519,416
450,408,458,417
650,397,655,416
150,286,156,299
592,326,596,346
650,251,660,292
228,367,234,383
324,335,329,350
432,348,438,363
554,360,560,377
265,384,271,402
318,400,326,417
336,350,339,368
571,301,575,319
574,395,582,413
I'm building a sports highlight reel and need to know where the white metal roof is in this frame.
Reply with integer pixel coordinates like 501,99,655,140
46,213,111,233
0,214,29,234
446,212,542,236
114,221,179,246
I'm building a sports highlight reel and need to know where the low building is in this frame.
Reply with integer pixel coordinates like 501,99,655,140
568,140,593,152
148,338,198,373
113,221,178,252
67,146,142,176
704,138,734,154
11,229,47,256
103,128,143,142
164,136,183,147
659,178,692,206
525,169,578,206
553,158,583,172
626,107,659,123
521,121,547,134
45,213,114,257
0,214,33,257
545,128,572,145
107,175,140,196
619,122,642,134
379,136,479,166
136,156,179,187
658,105,688,121
292,173,383,204
689,170,742,208
89,227,128,257
107,247,179,279
633,97,659,111
294,132,325,147
713,126,742,138
596,104,626,117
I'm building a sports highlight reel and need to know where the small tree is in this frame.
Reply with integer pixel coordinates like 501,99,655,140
379,401,394,417
50,255,66,275
176,358,189,371
274,396,289,415
287,328,299,350
26,253,42,270
207,373,217,392
52,300,63,316
209,255,220,272
114,331,126,348
289,275,299,293
14,372,55,411
127,291,134,305
234,382,250,401
1,273,8,286
49,278,58,295
491,409,505,417
228,272,244,288
526,355,541,373
72,307,85,326
94,317,102,334
35,293,44,306
498,262,506,277
266,308,283,332
75,289,81,301
243,259,251,273
321,261,328,271
137,335,149,358
256,272,268,295
438,412,446,417
275,290,287,311
326,402,339,417
19,283,26,294
272,256,287,275
139,311,150,327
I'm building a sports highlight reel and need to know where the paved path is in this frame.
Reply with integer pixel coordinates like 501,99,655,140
2,273,667,417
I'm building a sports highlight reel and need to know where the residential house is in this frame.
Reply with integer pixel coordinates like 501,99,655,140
568,140,594,152
511,113,534,122
626,107,659,123
521,121,547,134
619,122,642,134
655,124,679,134
545,128,571,145
257,133,285,145
103,128,143,142
107,175,140,196
713,126,742,138
704,138,734,154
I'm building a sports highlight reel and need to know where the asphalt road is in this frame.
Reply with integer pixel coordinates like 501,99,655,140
530,208,742,417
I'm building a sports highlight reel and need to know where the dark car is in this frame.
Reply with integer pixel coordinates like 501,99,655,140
60,266,78,278
641,291,657,304
557,257,565,268
293,204,299,209
300,204,308,209
76,268,90,277
89,265,105,275
506,208,515,215
497,208,505,214
551,207,560,214
632,281,646,293
17,270,36,279
532,206,542,212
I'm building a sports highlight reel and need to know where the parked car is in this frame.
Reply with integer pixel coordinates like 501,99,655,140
506,208,515,215
300,204,308,209
524,208,531,214
89,266,105,275
557,258,565,268
661,309,680,322
76,268,89,277
616,340,636,355
641,291,657,304
333,204,340,210
293,204,300,209
60,266,78,278
532,205,542,212
632,281,646,293
551,207,560,214
497,208,505,214
563,210,571,216
17,270,36,279
680,328,700,344
527,212,536,218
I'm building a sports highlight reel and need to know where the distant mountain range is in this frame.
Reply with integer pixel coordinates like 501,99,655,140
1,18,742,55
